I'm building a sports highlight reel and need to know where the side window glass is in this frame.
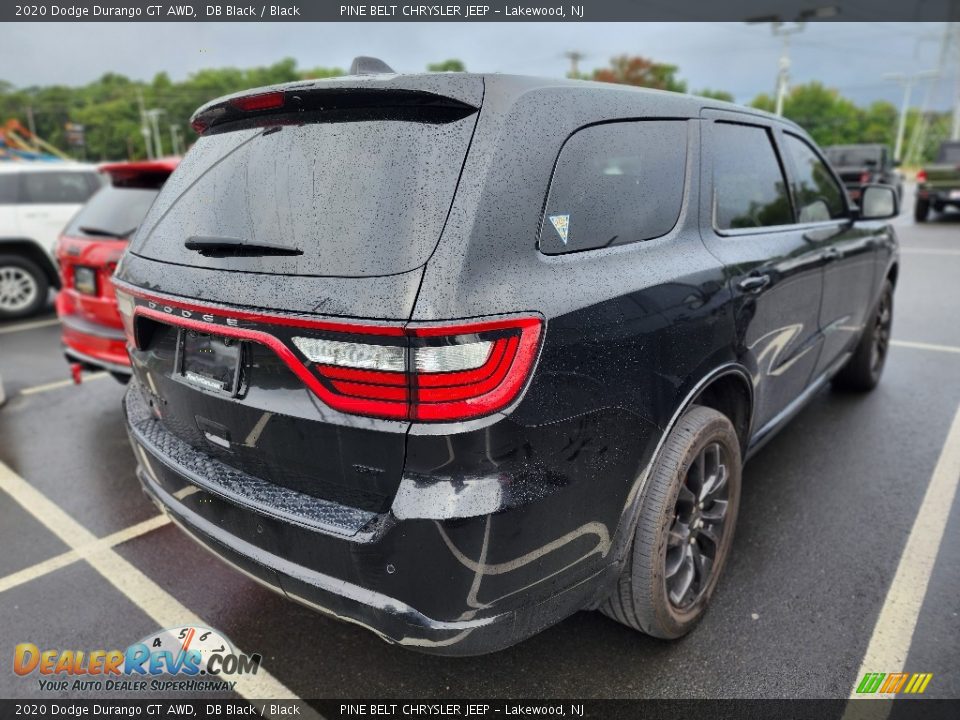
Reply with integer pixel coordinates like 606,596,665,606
783,134,847,222
21,172,96,204
712,123,793,230
0,175,18,204
539,120,687,255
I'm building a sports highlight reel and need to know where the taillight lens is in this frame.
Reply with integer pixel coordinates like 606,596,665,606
916,169,927,184
115,288,137,347
292,317,543,422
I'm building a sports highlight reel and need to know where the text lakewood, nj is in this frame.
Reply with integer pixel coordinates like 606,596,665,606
340,5,585,18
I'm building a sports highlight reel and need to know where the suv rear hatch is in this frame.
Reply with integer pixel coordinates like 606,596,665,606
119,76,483,514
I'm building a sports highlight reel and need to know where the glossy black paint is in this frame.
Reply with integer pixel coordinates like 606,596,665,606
116,72,899,655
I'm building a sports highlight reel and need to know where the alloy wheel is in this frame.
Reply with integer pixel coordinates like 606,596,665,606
870,292,892,375
665,441,731,609
0,266,39,313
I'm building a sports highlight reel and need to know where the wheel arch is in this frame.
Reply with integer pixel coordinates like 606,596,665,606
0,237,61,289
690,365,754,454
886,261,899,288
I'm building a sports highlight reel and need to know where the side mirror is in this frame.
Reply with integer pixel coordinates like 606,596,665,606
858,184,899,220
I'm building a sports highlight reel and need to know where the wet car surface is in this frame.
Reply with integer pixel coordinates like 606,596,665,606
1,194,958,699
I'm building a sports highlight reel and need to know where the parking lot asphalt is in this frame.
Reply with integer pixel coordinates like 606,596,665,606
0,206,958,702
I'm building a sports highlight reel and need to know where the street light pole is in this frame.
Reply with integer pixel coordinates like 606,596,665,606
772,22,805,116
885,70,938,164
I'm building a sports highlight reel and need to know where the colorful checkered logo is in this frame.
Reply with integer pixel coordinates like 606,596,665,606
856,672,933,694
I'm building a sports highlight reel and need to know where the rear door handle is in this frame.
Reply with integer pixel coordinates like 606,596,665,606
737,274,771,293
822,247,840,262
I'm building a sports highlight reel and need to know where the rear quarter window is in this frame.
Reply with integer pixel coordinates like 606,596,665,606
538,120,688,255
21,171,99,205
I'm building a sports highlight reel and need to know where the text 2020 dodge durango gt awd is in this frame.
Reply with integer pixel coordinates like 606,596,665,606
115,66,899,655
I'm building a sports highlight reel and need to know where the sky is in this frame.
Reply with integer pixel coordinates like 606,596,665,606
3,22,959,110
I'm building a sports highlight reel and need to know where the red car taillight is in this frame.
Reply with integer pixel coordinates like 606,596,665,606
916,169,927,184
117,283,543,423
293,317,543,421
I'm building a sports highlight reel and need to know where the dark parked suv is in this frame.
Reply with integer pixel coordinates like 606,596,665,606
115,63,900,655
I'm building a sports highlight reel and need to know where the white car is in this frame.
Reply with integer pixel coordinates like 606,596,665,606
0,162,102,319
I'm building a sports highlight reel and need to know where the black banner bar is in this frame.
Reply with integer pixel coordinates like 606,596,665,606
3,0,959,23
2,700,960,720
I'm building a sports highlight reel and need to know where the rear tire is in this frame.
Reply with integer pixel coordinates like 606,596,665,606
600,405,741,639
832,280,893,392
0,254,48,321
914,198,930,222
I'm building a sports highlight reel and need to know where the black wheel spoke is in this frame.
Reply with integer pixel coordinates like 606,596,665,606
664,438,733,610
668,546,695,605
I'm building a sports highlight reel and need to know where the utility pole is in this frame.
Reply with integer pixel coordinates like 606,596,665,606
169,125,182,156
147,109,165,158
771,22,805,116
905,23,958,164
137,91,153,159
563,51,586,79
25,106,36,137
884,70,938,163
950,22,960,140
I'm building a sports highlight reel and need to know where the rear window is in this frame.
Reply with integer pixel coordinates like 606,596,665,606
825,146,883,167
66,185,162,239
937,143,960,163
538,121,687,255
131,112,477,277
21,171,99,204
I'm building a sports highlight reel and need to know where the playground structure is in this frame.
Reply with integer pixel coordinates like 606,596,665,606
0,119,71,161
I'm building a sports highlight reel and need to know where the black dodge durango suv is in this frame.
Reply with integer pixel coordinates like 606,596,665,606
115,63,900,655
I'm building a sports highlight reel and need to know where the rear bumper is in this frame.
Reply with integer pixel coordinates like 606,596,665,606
58,309,130,374
123,381,623,655
916,187,960,205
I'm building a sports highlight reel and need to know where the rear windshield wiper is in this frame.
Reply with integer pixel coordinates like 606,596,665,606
79,226,137,239
184,236,303,257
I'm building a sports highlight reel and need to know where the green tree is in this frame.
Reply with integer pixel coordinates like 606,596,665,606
696,89,735,102
427,59,466,72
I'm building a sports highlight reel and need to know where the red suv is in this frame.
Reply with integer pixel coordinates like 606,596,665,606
56,159,178,381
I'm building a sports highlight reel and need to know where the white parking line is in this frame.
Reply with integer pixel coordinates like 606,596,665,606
0,460,299,703
891,339,960,355
0,318,60,335
20,372,107,395
900,248,960,257
0,514,170,595
847,402,960,701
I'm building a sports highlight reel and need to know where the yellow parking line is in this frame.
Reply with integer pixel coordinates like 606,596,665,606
846,402,960,703
20,373,107,396
0,318,60,335
0,460,299,702
0,514,170,595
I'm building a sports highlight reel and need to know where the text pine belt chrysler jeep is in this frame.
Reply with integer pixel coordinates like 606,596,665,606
115,61,900,655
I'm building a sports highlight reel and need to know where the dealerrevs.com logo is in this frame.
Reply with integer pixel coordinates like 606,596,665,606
13,626,261,693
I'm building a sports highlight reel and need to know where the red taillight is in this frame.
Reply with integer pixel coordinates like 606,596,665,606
916,169,927,183
119,284,543,423
293,317,543,422
230,91,285,112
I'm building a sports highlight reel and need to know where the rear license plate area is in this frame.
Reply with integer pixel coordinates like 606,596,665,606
74,266,97,296
176,329,244,395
